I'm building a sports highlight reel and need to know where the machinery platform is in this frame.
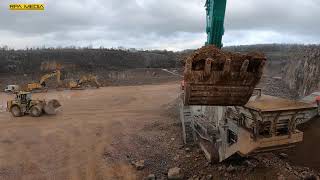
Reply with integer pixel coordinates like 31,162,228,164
246,95,316,112
180,93,318,162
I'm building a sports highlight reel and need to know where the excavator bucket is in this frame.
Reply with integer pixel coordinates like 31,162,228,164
44,99,62,115
183,45,266,106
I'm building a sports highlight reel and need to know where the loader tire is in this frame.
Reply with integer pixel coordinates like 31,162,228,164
30,106,42,117
11,106,22,117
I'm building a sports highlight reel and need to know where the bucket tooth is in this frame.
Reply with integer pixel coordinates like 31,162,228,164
223,58,231,75
204,58,213,77
240,59,249,73
258,59,266,74
240,59,250,77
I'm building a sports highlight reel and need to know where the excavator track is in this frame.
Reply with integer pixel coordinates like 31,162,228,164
183,45,266,106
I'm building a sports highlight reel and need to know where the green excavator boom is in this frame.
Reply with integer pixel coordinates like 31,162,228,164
183,0,266,106
205,0,227,48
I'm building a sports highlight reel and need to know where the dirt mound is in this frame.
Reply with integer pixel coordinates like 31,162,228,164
188,45,227,63
184,45,266,72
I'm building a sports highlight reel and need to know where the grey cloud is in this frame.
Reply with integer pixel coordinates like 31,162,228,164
0,0,319,50
225,0,320,35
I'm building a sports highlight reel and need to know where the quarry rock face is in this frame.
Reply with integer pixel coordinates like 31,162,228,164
284,46,320,97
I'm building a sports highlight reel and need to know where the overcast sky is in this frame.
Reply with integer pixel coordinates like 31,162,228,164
0,0,320,50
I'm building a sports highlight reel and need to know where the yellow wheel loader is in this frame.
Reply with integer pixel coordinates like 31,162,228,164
7,92,61,117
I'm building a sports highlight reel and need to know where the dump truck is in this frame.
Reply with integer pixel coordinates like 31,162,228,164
7,92,61,117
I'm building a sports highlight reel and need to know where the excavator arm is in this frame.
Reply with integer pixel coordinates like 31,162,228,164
78,75,101,88
39,70,61,87
69,74,101,89
205,0,227,48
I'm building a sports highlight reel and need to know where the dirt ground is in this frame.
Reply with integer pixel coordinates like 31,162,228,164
0,81,319,180
286,117,320,171
0,83,180,180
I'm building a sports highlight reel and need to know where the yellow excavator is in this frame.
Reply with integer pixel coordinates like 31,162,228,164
66,74,101,90
26,70,62,92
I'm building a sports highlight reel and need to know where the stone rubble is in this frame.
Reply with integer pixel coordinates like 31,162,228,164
168,167,183,180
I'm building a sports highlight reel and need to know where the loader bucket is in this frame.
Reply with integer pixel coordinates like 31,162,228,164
183,45,266,106
44,99,61,115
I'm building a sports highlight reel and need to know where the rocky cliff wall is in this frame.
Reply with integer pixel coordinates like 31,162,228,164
284,45,320,97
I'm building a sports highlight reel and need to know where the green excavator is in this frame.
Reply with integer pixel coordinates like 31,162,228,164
183,0,266,106
205,0,227,48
